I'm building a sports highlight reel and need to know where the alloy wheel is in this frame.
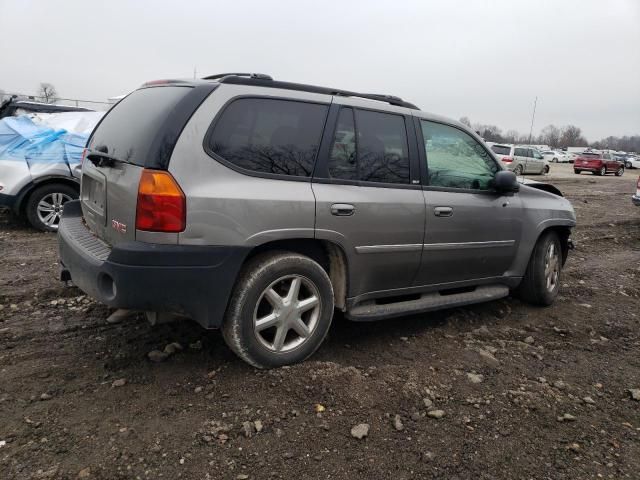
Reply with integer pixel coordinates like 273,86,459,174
253,275,321,353
544,242,560,292
36,192,72,228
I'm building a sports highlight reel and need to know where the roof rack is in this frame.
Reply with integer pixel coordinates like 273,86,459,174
202,73,419,110
202,72,273,81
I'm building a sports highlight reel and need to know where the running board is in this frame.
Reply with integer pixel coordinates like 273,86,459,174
346,285,509,322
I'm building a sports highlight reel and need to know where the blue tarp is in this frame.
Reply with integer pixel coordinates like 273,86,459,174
0,116,89,169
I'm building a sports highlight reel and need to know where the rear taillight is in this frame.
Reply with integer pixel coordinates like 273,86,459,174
502,157,513,163
135,169,186,232
80,148,88,167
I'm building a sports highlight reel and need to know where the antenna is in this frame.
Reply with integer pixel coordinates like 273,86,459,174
528,96,538,144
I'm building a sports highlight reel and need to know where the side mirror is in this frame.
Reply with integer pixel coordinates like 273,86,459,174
494,170,519,193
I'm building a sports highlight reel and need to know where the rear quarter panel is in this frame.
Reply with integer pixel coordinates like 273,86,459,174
169,84,333,247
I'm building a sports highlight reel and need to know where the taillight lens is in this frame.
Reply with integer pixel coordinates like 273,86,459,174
80,148,88,167
135,169,186,232
502,157,513,163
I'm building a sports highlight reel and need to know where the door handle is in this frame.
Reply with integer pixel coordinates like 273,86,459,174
434,206,453,217
331,203,355,216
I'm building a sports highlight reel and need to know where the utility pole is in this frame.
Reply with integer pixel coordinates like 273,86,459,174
528,96,538,145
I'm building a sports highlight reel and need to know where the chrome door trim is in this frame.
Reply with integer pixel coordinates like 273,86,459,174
422,240,515,251
355,244,423,254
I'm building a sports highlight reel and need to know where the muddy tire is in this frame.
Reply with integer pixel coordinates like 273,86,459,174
25,183,77,232
516,231,562,306
222,251,334,369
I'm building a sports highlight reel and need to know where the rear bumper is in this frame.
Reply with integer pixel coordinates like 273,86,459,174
58,200,248,328
632,194,640,206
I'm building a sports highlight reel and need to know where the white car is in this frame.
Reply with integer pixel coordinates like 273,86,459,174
622,156,640,169
541,150,570,163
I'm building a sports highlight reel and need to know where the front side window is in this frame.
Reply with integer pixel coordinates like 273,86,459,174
328,108,410,184
208,98,329,177
421,120,499,190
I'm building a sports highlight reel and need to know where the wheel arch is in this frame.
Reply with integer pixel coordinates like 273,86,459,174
243,238,349,311
15,176,80,215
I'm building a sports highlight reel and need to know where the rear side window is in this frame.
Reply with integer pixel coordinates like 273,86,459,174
208,98,328,177
514,147,526,156
491,145,511,155
89,86,192,166
328,108,410,185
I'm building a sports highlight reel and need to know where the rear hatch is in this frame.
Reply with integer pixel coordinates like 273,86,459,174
80,83,215,246
490,144,513,164
575,153,601,168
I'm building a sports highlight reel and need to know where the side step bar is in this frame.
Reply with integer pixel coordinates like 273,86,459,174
346,285,509,322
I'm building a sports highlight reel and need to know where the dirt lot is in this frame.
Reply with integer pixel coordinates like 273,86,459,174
1,163,639,480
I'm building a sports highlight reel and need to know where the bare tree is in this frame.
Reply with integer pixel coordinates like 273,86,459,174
459,116,472,127
559,125,587,148
37,83,58,104
540,125,561,148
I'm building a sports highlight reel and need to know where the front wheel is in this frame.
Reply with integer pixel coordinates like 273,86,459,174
25,183,77,232
516,231,562,306
615,166,624,176
222,252,334,368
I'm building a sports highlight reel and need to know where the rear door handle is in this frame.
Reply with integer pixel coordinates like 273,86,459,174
434,206,453,217
331,203,355,216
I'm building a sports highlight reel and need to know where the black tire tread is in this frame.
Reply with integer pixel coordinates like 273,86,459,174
516,231,561,306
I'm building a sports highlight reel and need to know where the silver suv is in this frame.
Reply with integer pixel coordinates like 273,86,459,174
58,73,576,368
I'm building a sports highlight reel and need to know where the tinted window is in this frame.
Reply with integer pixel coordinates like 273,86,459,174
327,108,410,184
89,86,192,166
421,120,499,190
355,110,410,184
491,145,511,155
581,153,600,158
209,98,328,177
514,147,526,156
328,108,357,180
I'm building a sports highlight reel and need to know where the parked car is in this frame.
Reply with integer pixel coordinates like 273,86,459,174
58,73,576,368
541,150,570,163
574,152,625,176
490,144,548,175
620,155,640,169
0,112,104,231
633,176,640,206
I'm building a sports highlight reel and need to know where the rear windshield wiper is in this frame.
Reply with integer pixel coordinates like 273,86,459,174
86,151,132,168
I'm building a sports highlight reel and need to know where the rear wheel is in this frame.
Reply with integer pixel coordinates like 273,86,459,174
615,166,624,176
552,158,558,163
543,165,550,174
574,169,581,174
513,165,523,175
25,183,77,232
222,252,334,368
598,166,606,176
516,231,562,306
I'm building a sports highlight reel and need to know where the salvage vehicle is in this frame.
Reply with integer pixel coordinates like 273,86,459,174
58,73,576,368
574,152,625,176
0,96,93,119
0,112,103,231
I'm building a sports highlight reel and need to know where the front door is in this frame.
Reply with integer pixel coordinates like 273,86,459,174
312,105,425,298
414,119,522,287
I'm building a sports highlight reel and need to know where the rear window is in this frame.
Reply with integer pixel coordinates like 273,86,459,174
88,86,192,166
581,153,600,158
491,145,511,155
208,98,329,177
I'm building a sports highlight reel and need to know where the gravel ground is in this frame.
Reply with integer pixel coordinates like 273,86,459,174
0,165,639,480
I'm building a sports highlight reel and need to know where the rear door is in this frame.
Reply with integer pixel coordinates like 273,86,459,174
414,119,521,285
81,84,214,246
312,103,425,299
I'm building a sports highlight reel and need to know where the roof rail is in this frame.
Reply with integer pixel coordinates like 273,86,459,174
208,74,419,110
202,72,273,81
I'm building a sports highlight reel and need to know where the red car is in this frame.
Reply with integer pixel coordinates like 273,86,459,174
574,152,625,176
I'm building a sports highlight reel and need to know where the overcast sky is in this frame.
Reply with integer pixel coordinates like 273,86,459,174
1,0,638,140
